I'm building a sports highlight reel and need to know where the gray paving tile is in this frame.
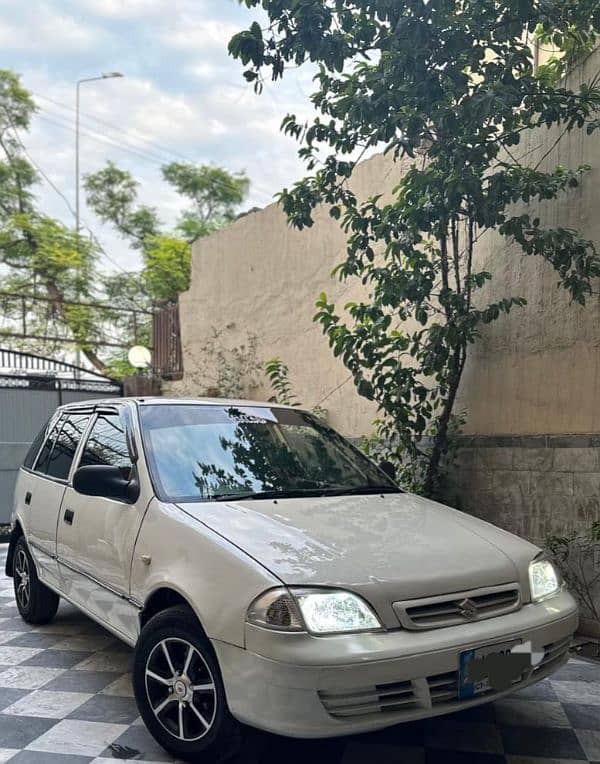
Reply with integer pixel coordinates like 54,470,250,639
4,633,65,649
501,726,587,759
68,694,140,725
0,687,31,712
494,698,571,727
0,715,58,748
513,679,558,701
563,702,600,731
42,671,124,695
22,650,94,669
72,651,131,674
575,729,600,760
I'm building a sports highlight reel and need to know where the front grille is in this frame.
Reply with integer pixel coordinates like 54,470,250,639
318,636,571,722
393,584,521,630
319,680,418,718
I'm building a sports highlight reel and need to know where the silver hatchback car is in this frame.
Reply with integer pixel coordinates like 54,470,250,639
7,398,577,760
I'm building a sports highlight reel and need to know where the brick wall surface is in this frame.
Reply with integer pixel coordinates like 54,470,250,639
447,435,600,545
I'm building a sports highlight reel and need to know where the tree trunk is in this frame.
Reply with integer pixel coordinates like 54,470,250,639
44,280,107,375
423,344,466,498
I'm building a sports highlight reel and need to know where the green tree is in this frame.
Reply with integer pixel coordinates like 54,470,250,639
0,69,108,372
162,163,250,240
84,160,250,301
230,1,600,496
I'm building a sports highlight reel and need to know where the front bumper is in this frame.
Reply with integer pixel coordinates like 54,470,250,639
213,590,578,738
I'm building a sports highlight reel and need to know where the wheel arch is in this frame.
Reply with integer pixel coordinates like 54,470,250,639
140,586,209,639
5,521,24,577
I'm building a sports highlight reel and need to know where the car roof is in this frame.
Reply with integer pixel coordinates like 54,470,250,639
56,396,301,412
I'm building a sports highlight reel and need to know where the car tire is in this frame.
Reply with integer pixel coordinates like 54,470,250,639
133,605,243,762
12,536,60,625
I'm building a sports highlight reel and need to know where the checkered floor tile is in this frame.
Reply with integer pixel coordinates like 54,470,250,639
0,546,599,763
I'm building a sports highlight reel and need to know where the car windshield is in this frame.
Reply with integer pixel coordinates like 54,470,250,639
139,404,399,502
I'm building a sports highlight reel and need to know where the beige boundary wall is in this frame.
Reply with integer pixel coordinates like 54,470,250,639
170,151,406,436
171,47,600,542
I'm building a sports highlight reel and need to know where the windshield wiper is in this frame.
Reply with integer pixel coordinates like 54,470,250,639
318,485,402,496
211,488,332,502
211,485,401,501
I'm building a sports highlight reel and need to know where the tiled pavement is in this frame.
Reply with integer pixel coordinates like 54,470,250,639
0,547,598,763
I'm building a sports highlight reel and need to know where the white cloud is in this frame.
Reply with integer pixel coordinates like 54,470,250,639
162,17,240,53
0,3,106,52
77,0,175,19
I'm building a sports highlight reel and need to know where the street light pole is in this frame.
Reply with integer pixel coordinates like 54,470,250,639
75,72,124,239
74,72,123,371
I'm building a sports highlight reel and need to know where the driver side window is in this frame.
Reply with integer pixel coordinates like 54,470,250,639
79,413,133,479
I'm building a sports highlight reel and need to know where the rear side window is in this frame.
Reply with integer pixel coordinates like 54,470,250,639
45,414,90,480
23,418,51,469
33,416,64,475
79,413,132,478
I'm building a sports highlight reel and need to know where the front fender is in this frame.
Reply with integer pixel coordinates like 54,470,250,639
130,499,282,647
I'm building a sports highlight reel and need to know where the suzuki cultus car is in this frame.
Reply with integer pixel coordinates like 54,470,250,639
6,398,577,760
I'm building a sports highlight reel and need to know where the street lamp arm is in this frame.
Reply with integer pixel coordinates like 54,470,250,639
77,73,123,87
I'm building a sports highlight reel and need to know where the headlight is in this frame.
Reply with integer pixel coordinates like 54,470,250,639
529,558,561,602
247,587,383,634
294,589,382,634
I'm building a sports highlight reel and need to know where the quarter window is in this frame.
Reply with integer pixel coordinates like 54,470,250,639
79,413,132,478
33,416,64,475
45,414,90,480
23,417,51,469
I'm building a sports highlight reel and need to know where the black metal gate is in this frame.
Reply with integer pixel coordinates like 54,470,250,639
0,349,122,522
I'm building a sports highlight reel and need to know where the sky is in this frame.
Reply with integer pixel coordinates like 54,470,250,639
0,0,317,272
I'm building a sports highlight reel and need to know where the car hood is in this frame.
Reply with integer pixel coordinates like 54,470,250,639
177,492,540,626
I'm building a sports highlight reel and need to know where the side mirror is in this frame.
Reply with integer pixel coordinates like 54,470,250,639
379,459,397,481
73,465,139,503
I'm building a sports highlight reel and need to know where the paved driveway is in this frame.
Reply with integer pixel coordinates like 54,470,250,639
0,548,599,763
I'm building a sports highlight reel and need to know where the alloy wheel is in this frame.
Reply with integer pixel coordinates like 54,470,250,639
144,637,217,742
14,549,31,610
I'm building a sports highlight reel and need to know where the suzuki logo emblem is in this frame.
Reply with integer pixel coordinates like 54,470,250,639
458,598,478,620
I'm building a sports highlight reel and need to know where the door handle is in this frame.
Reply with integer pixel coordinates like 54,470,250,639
24,492,32,506
63,509,74,525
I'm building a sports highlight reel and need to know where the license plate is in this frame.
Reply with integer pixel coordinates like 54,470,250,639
459,639,525,699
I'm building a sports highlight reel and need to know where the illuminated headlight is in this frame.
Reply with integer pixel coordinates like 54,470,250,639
247,587,383,634
294,589,383,634
529,558,561,602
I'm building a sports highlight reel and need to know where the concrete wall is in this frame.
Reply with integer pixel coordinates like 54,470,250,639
458,49,600,436
171,152,408,437
173,47,600,544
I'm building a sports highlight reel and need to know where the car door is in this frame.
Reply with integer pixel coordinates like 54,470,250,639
22,411,91,590
56,406,147,642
